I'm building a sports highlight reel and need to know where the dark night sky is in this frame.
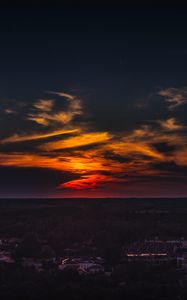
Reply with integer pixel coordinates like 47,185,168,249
0,1,187,197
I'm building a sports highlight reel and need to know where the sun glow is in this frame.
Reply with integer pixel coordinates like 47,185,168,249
1,90,187,192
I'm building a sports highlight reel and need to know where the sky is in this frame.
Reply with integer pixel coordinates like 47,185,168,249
0,0,187,198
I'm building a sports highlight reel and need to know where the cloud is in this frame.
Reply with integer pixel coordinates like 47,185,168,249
27,113,50,126
60,174,124,190
27,91,83,126
158,118,185,131
1,115,187,190
1,88,187,192
4,108,17,114
40,132,111,151
174,148,187,167
49,91,75,100
0,128,80,144
105,140,164,160
159,87,187,110
33,99,54,112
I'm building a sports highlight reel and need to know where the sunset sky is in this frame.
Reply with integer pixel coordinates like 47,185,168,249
0,1,187,197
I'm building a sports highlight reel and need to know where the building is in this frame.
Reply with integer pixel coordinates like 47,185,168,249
59,257,105,275
123,239,185,265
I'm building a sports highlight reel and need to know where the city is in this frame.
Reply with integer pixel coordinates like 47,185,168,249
0,198,187,299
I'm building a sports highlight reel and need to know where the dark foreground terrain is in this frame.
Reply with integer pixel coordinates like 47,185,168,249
0,198,187,300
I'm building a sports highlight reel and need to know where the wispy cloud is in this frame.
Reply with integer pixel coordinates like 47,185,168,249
60,174,125,190
4,108,17,114
1,88,187,192
27,91,83,126
33,99,55,112
159,87,187,110
158,118,185,131
0,128,79,144
40,132,111,151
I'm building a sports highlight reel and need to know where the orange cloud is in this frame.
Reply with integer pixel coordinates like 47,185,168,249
27,113,50,126
105,141,164,160
0,153,65,171
40,132,111,151
158,118,185,131
0,150,118,175
1,89,187,192
0,128,80,144
171,147,187,167
27,91,83,126
33,99,54,112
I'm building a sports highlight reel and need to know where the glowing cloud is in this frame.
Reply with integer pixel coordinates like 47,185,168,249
33,99,55,112
1,88,187,192
40,132,111,151
105,141,164,160
27,91,83,126
0,129,80,144
158,118,185,131
61,174,124,190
